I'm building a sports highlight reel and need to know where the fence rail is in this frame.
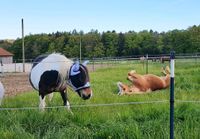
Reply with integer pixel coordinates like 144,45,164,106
1,54,200,73
1,99,200,111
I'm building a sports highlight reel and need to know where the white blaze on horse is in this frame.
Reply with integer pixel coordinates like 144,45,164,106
29,53,92,110
0,81,5,105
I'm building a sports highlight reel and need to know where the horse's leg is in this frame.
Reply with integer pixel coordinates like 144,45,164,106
48,93,54,102
127,73,142,83
162,74,170,88
60,90,67,106
161,67,167,75
60,89,73,114
39,94,46,111
161,66,170,75
165,66,170,74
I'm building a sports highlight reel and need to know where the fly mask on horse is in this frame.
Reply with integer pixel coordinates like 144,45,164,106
67,61,92,100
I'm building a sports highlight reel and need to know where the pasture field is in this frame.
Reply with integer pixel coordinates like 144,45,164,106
0,60,200,139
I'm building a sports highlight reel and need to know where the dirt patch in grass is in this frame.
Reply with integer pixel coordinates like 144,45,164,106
0,73,34,97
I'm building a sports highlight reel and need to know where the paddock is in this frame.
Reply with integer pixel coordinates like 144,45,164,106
0,54,200,138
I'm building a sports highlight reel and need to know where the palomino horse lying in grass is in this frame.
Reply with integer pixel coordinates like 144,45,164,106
117,66,170,95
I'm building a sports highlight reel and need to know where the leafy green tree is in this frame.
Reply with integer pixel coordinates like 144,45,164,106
101,31,118,57
7,25,200,60
82,30,103,58
117,32,125,56
124,31,142,56
188,25,200,52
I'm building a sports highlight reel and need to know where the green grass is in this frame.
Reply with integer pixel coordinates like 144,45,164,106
0,61,200,139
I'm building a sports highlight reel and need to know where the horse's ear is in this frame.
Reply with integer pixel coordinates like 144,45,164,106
73,61,80,71
70,61,80,76
82,60,89,66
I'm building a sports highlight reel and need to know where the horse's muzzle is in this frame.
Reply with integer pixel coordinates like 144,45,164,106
78,88,92,100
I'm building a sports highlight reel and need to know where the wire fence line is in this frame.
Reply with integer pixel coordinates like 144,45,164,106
0,100,168,111
176,100,200,103
1,99,200,111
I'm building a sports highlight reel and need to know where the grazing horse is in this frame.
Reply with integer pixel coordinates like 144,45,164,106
0,81,5,105
117,66,170,95
29,53,92,110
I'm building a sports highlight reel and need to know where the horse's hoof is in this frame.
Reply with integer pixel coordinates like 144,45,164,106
65,105,74,115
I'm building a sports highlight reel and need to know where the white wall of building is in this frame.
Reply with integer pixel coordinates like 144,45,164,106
0,56,13,64
0,63,32,73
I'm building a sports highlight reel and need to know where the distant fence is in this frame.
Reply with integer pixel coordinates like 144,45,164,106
1,53,200,73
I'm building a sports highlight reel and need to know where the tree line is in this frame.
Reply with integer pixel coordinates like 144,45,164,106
3,25,200,60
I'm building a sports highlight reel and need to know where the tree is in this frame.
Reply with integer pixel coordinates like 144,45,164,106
117,32,125,56
8,26,200,60
101,31,118,57
124,31,141,56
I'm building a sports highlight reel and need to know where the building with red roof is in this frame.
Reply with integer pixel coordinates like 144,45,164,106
0,48,13,64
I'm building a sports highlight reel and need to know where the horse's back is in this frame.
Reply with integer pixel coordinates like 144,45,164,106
30,53,73,90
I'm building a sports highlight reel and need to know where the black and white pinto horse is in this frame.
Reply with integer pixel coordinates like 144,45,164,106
29,53,92,110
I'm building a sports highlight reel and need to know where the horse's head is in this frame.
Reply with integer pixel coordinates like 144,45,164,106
68,60,92,100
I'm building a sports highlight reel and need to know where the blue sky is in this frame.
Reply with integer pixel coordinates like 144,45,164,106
0,0,200,39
